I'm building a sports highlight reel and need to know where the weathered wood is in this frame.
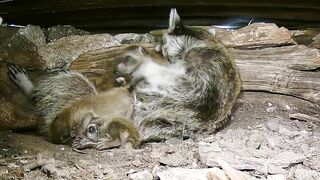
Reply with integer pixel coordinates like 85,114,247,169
289,113,320,123
70,44,320,105
233,45,320,104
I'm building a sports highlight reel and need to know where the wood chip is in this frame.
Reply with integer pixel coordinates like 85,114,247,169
289,113,320,123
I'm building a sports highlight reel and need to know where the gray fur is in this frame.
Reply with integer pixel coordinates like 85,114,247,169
32,72,97,130
132,8,241,141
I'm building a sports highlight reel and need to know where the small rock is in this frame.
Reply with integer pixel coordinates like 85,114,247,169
191,161,199,169
166,145,176,154
160,152,188,167
127,169,136,175
218,23,296,48
293,167,320,179
132,159,142,167
19,159,28,165
266,106,277,113
266,118,281,132
266,138,276,149
129,170,153,180
150,149,162,159
38,34,121,69
278,127,299,137
157,168,228,180
268,166,287,175
45,25,90,42
7,163,20,168
17,25,46,48
0,168,8,176
198,142,222,153
1,25,44,68
284,105,291,111
267,174,286,180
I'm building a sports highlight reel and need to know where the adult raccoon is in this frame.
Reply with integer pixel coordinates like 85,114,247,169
118,9,241,141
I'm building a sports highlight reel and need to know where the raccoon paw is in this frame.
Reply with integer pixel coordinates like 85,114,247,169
7,64,33,94
72,136,96,150
7,64,27,85
95,138,120,150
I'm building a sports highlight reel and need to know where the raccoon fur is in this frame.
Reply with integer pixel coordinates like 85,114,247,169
131,9,241,141
32,72,97,130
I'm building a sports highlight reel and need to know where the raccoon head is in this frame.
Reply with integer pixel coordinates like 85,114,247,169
116,46,148,75
161,8,207,62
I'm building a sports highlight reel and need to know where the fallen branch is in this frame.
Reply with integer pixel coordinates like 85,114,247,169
289,113,320,123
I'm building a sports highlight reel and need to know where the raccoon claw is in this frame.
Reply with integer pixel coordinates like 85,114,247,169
95,140,112,150
72,137,96,150
95,138,121,150
95,142,106,150
7,64,27,84
7,64,33,96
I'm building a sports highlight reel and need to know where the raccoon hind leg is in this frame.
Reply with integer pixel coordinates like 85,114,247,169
7,64,34,97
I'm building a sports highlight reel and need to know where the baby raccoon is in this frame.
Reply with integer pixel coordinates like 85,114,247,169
7,64,140,149
116,45,183,93
72,113,140,150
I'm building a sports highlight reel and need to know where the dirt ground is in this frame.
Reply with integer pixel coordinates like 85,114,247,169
0,91,319,179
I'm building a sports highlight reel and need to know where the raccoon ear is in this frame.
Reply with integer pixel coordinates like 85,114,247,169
168,8,181,33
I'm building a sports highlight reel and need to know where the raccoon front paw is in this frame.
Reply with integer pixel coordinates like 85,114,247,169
7,64,34,95
72,136,96,150
95,138,120,150
7,64,27,85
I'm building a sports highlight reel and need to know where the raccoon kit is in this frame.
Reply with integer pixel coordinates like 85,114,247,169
8,64,140,149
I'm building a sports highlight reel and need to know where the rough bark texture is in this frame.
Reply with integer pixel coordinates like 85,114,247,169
233,45,320,105
69,44,320,105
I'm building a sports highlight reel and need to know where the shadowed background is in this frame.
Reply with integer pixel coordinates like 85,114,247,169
0,0,320,33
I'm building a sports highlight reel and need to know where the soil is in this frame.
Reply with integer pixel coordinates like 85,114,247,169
0,92,319,179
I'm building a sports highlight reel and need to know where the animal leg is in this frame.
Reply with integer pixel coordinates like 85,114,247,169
95,138,122,150
7,64,34,97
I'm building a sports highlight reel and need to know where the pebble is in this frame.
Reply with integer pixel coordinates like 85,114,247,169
266,119,280,132
129,170,153,180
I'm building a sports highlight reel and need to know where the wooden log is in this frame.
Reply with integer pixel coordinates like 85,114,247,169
70,44,320,105
289,113,320,123
233,45,320,104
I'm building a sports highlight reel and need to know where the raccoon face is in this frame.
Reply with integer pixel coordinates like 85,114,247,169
116,46,147,75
